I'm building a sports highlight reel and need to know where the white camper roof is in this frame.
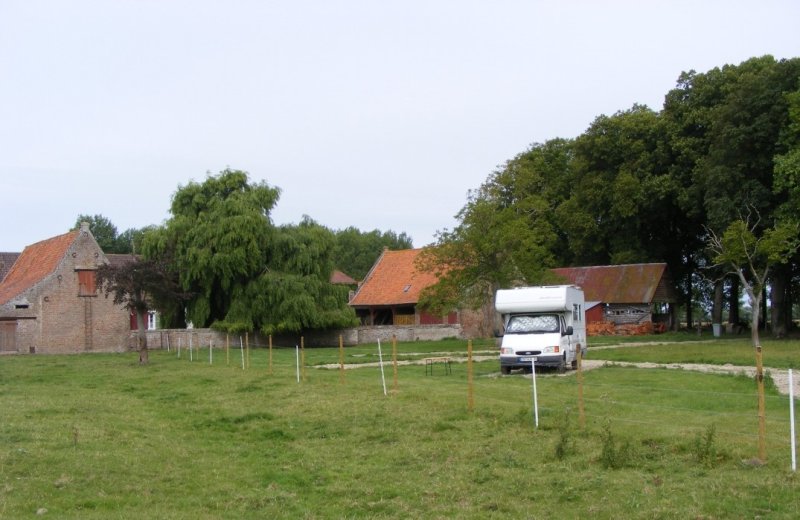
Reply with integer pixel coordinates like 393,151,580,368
495,285,583,314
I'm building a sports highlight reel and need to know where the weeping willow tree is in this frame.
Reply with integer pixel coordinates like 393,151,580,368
142,169,357,334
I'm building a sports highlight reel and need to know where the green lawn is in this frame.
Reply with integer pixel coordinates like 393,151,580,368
1,341,798,519
588,337,800,369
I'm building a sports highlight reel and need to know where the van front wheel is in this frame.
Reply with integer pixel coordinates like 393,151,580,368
500,366,511,375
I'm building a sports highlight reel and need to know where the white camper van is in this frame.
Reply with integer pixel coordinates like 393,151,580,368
495,285,587,374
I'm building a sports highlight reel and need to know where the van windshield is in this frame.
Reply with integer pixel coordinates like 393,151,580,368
506,314,559,334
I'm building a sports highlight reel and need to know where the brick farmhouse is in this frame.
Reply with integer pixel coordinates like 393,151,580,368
0,223,132,354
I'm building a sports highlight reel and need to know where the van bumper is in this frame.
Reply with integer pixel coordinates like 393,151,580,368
500,354,563,369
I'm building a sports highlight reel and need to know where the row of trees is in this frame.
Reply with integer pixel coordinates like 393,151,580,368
420,55,800,337
90,55,799,366
72,214,152,254
83,170,412,356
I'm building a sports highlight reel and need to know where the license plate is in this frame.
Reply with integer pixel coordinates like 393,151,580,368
520,356,537,362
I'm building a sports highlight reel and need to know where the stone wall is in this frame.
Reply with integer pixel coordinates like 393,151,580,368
139,323,465,350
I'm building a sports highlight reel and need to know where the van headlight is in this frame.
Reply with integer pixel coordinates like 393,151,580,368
500,347,513,355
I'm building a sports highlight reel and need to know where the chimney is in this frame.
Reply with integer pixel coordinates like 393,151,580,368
80,221,91,233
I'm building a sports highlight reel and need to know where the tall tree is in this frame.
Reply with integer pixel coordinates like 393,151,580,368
662,56,800,329
707,213,799,460
559,105,674,266
73,214,129,254
72,214,149,254
418,140,570,331
144,169,280,327
221,218,358,334
143,169,357,335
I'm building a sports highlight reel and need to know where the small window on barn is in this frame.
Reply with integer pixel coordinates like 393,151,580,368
77,270,97,297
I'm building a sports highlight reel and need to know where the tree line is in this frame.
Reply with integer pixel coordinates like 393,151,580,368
74,171,411,338
81,55,799,346
419,55,800,337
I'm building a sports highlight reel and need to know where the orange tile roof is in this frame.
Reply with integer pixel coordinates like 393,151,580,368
349,249,439,306
0,231,78,306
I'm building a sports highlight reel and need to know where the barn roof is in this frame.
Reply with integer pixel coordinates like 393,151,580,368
349,248,438,307
0,252,20,282
330,270,357,285
551,263,676,304
0,231,78,306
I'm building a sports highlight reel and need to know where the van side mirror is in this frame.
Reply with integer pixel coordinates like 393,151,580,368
563,325,574,336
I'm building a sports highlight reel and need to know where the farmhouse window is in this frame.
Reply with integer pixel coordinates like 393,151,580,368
77,270,97,297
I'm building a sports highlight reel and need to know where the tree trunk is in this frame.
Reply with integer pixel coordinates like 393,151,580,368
740,272,762,349
669,303,678,332
712,279,724,336
728,276,740,327
770,266,788,338
136,309,149,365
685,290,693,330
787,277,795,333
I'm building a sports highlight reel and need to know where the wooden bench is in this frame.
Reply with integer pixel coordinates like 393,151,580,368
424,357,452,375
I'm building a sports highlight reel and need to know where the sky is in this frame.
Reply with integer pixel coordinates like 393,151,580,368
1,1,798,252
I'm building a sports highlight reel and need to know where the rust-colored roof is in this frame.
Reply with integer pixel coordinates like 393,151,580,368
349,249,438,306
551,263,675,304
0,231,78,305
0,252,20,282
330,270,357,285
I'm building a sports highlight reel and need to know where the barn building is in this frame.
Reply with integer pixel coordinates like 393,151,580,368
349,248,458,327
552,263,677,331
0,223,132,354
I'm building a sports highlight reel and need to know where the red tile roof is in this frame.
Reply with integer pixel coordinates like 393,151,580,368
330,270,357,285
551,263,675,304
349,249,438,306
0,231,78,305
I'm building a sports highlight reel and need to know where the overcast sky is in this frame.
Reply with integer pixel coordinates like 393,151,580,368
1,1,798,252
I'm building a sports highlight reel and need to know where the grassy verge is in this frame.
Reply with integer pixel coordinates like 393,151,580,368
586,330,748,346
1,344,798,518
299,337,498,366
588,338,800,369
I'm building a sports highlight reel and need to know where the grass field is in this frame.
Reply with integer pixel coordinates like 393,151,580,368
1,339,798,519
588,336,800,369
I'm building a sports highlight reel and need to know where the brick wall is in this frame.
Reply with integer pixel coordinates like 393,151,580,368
3,230,131,354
